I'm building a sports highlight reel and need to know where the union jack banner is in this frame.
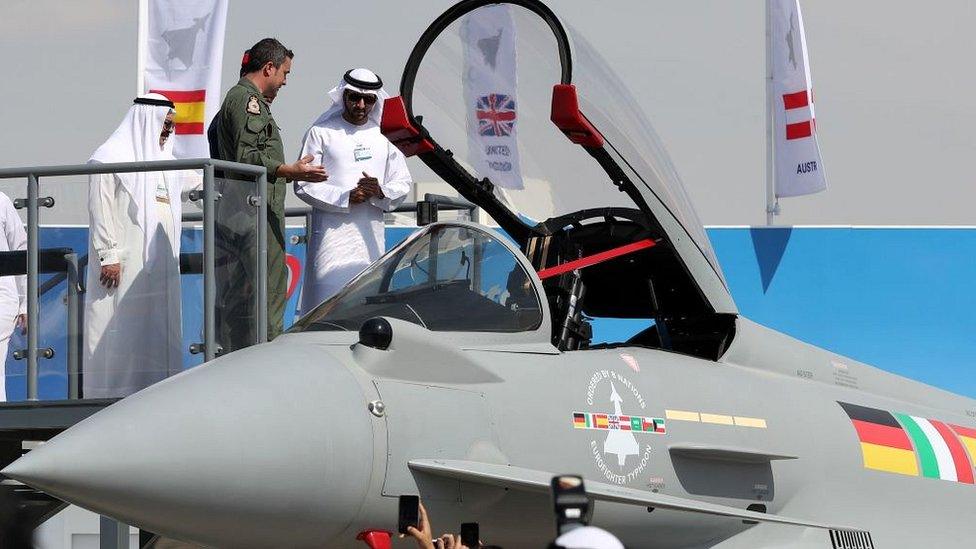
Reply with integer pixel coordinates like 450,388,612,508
462,5,523,189
476,94,517,137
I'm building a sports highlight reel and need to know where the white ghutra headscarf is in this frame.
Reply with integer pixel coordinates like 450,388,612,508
310,68,391,127
88,93,181,263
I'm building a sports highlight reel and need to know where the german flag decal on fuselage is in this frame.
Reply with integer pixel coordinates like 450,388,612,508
839,401,975,484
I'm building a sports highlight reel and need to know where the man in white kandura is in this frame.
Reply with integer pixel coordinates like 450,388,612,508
0,193,26,402
84,93,183,398
295,68,412,311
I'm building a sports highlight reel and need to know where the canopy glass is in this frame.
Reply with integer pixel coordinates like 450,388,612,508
405,3,726,285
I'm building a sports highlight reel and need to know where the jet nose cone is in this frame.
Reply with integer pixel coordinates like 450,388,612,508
2,340,373,548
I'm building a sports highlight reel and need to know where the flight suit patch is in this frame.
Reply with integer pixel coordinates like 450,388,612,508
246,95,261,115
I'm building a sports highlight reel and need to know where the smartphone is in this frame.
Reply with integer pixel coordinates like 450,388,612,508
398,495,420,535
460,522,479,547
551,475,589,535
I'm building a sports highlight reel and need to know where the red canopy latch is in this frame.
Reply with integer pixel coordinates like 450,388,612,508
380,96,435,157
550,84,605,148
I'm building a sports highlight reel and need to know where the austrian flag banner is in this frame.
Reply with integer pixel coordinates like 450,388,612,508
770,0,827,198
461,5,524,190
140,0,228,159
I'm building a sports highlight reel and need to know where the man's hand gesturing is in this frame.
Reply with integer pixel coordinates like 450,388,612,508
357,171,384,198
280,155,328,182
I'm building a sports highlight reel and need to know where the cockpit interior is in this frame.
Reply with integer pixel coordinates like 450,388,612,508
291,215,735,362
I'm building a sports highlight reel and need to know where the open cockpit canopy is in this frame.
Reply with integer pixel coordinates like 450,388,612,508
380,0,737,358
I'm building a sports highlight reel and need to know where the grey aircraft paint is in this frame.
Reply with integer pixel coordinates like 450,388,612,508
5,266,975,547
4,1,976,547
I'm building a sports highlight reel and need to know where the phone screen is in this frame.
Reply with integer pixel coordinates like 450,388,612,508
398,495,420,535
460,522,479,547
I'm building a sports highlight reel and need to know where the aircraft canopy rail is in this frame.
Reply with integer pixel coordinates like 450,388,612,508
385,0,737,320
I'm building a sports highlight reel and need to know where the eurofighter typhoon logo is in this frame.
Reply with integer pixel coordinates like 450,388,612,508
572,369,665,485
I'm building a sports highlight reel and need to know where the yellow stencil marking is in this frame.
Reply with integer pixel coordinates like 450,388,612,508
665,410,700,422
733,416,768,429
700,413,735,425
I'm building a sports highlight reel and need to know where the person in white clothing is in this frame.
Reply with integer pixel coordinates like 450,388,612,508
84,93,183,398
295,68,412,313
0,193,26,402
552,526,626,549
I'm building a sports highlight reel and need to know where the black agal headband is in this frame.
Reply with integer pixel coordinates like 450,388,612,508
343,69,383,90
134,97,176,109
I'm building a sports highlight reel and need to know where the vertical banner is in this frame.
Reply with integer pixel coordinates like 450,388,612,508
770,0,827,198
461,5,524,190
140,0,228,159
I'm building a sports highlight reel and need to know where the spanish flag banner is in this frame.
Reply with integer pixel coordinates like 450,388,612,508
139,0,228,158
149,89,206,135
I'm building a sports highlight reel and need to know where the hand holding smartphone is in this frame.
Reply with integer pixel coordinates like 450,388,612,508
460,522,479,547
398,494,420,535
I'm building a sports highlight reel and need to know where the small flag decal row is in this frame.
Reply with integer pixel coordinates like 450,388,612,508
572,412,665,434
839,401,976,483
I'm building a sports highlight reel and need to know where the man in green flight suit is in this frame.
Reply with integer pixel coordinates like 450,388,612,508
209,38,327,353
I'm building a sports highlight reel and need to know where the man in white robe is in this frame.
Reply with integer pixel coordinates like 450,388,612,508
295,69,412,313
84,93,183,398
0,192,26,402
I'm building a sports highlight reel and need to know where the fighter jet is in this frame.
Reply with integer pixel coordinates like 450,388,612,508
5,1,975,547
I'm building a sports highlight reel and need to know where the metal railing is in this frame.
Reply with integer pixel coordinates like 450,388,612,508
0,249,82,398
0,159,268,400
0,158,476,401
181,192,477,225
